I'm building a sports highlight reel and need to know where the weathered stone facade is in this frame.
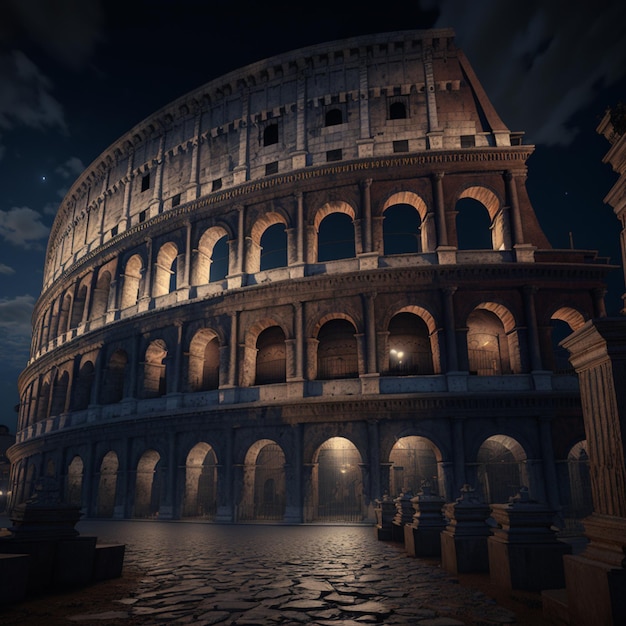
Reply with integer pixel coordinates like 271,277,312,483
8,29,612,523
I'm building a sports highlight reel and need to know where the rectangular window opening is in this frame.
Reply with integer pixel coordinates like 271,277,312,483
326,149,342,162
265,161,279,175
212,178,222,191
460,135,476,148
393,140,409,153
141,173,150,192
172,193,181,208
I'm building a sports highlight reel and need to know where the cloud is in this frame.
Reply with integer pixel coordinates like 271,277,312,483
55,156,85,179
0,264,15,275
0,50,66,157
424,0,626,146
0,295,35,369
0,206,50,248
5,0,105,70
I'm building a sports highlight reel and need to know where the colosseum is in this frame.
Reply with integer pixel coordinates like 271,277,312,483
9,28,610,525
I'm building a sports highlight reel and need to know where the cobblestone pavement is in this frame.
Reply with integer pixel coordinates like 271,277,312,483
40,519,546,626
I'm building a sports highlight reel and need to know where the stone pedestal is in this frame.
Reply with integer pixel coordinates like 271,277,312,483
403,484,446,558
374,494,396,541
391,489,414,544
488,488,571,591
440,484,492,574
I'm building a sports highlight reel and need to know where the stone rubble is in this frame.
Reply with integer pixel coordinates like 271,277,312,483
67,522,530,625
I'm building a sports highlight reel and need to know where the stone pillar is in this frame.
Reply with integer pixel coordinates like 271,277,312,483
403,483,447,557
557,319,626,626
360,179,373,253
283,423,303,523
442,287,459,371
432,173,448,247
523,285,543,371
505,171,524,246
441,484,492,574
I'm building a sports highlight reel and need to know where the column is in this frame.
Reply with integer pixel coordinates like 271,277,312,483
186,112,202,200
368,420,381,502
293,302,304,380
505,171,524,246
149,135,165,214
122,151,134,230
442,287,458,371
296,192,304,264
452,417,466,490
228,312,238,387
523,285,543,371
182,221,192,288
360,179,373,253
432,173,448,247
364,293,377,374
592,287,607,318
538,416,560,510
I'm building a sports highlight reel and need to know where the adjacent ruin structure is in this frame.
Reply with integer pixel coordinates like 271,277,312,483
7,29,611,524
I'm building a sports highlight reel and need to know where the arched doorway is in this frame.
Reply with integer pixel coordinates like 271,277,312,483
134,450,161,518
310,437,363,522
563,440,593,532
96,451,119,518
388,436,441,496
475,435,527,504
183,443,218,519
66,456,83,507
238,440,286,521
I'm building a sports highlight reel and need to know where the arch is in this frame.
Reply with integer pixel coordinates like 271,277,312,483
154,242,178,296
387,312,434,375
238,439,286,521
50,370,69,416
57,293,72,336
317,318,358,379
551,307,586,332
142,339,168,398
382,191,428,222
73,360,94,410
383,204,422,255
66,455,83,507
101,349,128,404
120,254,143,309
467,303,517,375
389,101,407,119
134,449,162,518
307,437,364,522
255,326,286,385
259,223,288,271
562,440,592,529
263,123,278,146
188,329,220,392
388,436,443,497
325,108,343,126
193,226,229,285
314,201,356,262
35,379,50,422
456,186,507,250
91,270,111,319
476,435,527,504
96,451,118,517
70,284,87,328
183,442,218,519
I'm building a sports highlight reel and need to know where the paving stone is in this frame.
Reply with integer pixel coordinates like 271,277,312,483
341,600,392,615
324,592,356,604
417,619,467,626
193,611,230,624
296,578,335,591
279,598,328,610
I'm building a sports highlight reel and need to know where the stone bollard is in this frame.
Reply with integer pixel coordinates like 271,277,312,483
440,484,492,574
375,493,396,541
391,488,414,543
404,482,447,558
488,487,571,591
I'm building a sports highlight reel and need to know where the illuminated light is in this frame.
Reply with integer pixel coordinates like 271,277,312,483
390,349,397,354
397,351,404,359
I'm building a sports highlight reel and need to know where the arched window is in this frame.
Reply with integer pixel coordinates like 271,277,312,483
154,242,178,296
255,326,286,385
50,370,69,416
70,285,87,328
317,319,358,379
325,108,343,126
188,329,220,392
387,313,433,375
91,270,111,319
389,436,442,497
121,255,143,309
389,101,407,119
73,361,94,410
467,309,510,375
260,223,287,270
476,436,527,504
183,443,218,519
134,449,161,519
455,198,492,250
143,340,168,398
210,235,229,282
318,213,355,262
263,124,279,146
102,350,128,404
383,204,421,254
57,294,72,336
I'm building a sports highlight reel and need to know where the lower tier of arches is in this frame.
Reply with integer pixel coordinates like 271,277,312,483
8,406,591,529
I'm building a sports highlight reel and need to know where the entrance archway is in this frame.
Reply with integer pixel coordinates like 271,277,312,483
134,449,161,518
96,451,118,517
311,437,363,522
389,436,442,496
476,435,527,504
183,442,218,519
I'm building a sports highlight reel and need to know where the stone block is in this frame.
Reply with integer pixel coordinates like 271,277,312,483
0,553,29,604
441,530,489,574
404,524,442,557
54,536,98,589
93,543,126,581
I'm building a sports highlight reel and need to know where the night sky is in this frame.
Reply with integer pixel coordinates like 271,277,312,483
1,0,625,432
